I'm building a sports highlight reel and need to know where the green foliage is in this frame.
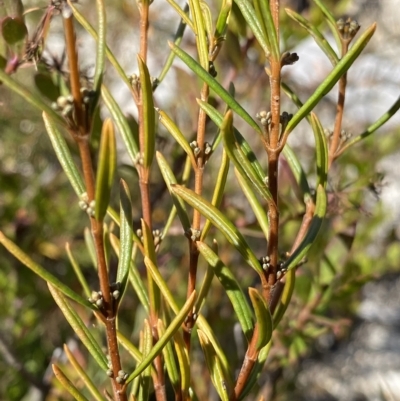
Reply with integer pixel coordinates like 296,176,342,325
0,0,399,400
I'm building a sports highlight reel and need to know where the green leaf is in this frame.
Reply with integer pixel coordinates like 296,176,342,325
126,291,197,384
253,0,279,59
338,96,400,156
52,365,90,401
48,285,108,371
101,85,139,164
137,55,156,169
157,5,190,85
95,118,116,221
144,256,180,314
64,345,105,401
157,110,196,167
195,258,215,313
249,288,273,351
201,149,230,240
285,23,376,136
84,227,97,269
140,320,152,401
197,241,254,340
215,0,232,41
34,72,60,101
188,0,209,70
66,243,91,298
222,111,273,203
234,169,269,240
198,330,230,401
0,232,95,310
172,331,190,396
1,16,27,44
163,0,194,31
0,70,66,126
170,43,261,134
157,320,180,393
310,113,328,188
42,113,85,197
312,0,341,51
273,267,296,328
285,8,339,66
156,152,191,233
142,220,160,314
283,184,327,272
116,180,133,295
232,0,270,55
171,184,262,273
282,144,311,201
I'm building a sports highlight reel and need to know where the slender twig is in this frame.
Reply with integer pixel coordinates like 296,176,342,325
264,0,282,300
63,9,127,401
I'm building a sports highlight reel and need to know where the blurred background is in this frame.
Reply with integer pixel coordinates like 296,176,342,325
1,0,400,400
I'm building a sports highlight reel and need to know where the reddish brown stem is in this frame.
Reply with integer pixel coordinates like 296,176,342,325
328,41,350,167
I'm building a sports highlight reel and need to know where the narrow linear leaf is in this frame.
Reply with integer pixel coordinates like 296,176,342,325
188,0,209,69
215,0,232,40
140,320,152,401
117,330,159,386
137,55,155,169
43,113,85,197
338,96,400,156
84,227,97,269
170,43,262,134
64,345,105,401
310,113,328,188
282,144,311,201
232,0,270,55
197,241,254,340
144,256,180,314
126,291,197,384
48,285,108,370
248,288,273,351
222,111,273,204
0,69,66,126
171,184,262,273
156,152,191,233
142,220,160,315
234,169,269,240
157,320,180,393
198,330,230,401
116,180,133,294
197,315,231,382
95,118,116,221
0,232,95,310
101,85,139,163
195,259,215,313
201,149,230,240
273,267,296,328
283,184,327,272
52,365,90,401
312,0,341,51
66,243,91,298
173,331,190,396
164,0,194,31
254,0,279,59
67,0,131,90
285,23,376,136
285,8,339,66
157,5,190,85
157,111,196,167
